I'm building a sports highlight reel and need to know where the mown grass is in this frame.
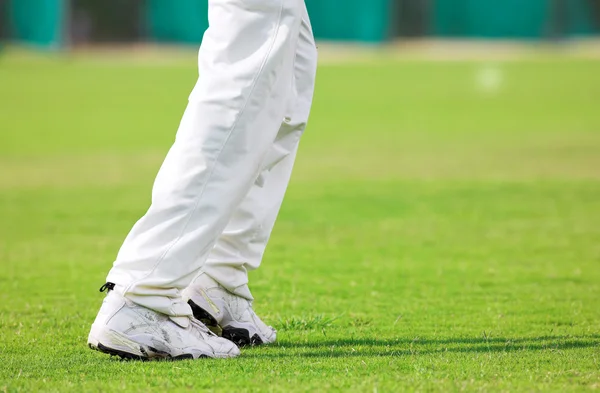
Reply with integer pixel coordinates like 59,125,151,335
0,48,599,392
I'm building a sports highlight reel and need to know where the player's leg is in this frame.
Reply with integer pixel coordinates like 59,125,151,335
88,0,304,359
183,4,317,346
203,7,316,301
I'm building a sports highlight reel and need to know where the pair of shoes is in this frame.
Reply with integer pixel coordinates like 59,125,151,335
87,275,275,360
182,273,277,347
87,285,239,360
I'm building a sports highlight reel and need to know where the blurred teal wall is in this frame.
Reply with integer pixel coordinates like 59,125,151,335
434,0,597,38
147,0,596,43
564,0,598,35
4,0,598,47
8,0,64,47
305,0,392,42
147,0,392,43
147,0,208,43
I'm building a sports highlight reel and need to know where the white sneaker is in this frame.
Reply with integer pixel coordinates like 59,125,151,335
87,284,240,360
182,273,276,347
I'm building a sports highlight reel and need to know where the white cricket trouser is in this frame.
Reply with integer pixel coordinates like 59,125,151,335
106,0,317,318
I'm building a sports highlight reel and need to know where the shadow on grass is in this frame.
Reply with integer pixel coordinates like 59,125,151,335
244,335,600,358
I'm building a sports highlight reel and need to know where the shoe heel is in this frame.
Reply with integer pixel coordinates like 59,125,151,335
222,326,264,347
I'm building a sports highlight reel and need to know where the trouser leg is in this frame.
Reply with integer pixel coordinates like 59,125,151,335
106,0,304,317
201,5,318,300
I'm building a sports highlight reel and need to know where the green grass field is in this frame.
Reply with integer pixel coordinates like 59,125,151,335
1,48,599,392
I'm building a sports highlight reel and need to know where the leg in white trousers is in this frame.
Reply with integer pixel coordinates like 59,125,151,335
201,7,317,301
106,0,317,318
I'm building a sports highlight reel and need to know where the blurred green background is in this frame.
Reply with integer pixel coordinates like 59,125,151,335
1,0,600,391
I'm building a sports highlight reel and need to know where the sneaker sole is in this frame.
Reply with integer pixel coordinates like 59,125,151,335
91,342,198,361
88,328,214,361
188,300,268,347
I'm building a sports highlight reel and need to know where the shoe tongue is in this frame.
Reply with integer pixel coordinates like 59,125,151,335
169,316,190,328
